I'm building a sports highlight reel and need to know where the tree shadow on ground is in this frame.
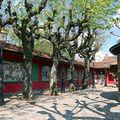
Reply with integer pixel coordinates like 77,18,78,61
32,90,48,100
32,94,120,120
4,93,23,104
94,102,120,120
100,91,118,101
4,90,47,104
32,89,62,100
73,88,103,96
84,96,120,119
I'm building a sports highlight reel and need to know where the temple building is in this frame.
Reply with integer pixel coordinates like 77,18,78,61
0,41,118,95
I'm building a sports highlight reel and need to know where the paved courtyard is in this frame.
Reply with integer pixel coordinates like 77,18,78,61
0,85,120,120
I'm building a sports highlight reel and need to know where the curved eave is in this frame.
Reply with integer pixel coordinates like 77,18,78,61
109,43,120,55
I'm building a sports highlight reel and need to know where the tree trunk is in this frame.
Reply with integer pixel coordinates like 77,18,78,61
61,67,66,93
92,62,95,88
22,39,34,100
69,59,75,82
83,56,90,87
22,60,32,100
0,46,4,106
50,48,58,95
104,66,107,86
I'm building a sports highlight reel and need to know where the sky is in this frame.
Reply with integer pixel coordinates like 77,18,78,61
101,27,119,54
75,26,120,62
95,8,120,61
95,27,119,62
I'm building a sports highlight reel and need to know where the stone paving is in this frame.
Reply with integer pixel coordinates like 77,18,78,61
0,85,120,120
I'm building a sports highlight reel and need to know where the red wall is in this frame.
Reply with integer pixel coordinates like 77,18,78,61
4,83,23,93
94,68,115,85
3,51,94,94
107,71,114,85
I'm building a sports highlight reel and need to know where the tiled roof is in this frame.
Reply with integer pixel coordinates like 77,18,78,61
2,42,51,59
32,50,51,59
94,62,105,68
2,42,83,65
2,42,117,69
4,42,22,53
94,55,117,68
102,55,117,64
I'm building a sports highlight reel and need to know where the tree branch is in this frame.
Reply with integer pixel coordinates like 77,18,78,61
24,0,33,13
26,0,48,18
111,31,120,37
7,0,12,17
59,50,69,61
0,0,3,9
114,20,120,29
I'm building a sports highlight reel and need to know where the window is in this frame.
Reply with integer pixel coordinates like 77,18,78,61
42,65,51,81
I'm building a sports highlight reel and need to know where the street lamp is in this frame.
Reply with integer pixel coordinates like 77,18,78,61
0,29,7,106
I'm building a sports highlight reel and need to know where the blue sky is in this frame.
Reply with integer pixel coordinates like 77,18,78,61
101,27,119,55
95,27,119,61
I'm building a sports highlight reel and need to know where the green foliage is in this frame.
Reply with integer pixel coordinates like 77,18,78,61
1,0,119,40
1,0,120,53
8,28,22,45
38,0,120,40
35,40,53,55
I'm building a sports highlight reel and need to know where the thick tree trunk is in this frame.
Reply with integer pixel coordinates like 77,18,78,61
83,56,90,87
61,67,66,93
22,39,34,100
0,46,4,106
50,48,58,95
23,60,32,100
69,59,75,82
92,62,95,88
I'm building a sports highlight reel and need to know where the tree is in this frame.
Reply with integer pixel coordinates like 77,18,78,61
79,32,100,87
0,0,119,99
0,0,48,100
38,1,92,95
60,28,108,89
0,0,12,106
66,41,78,83
59,40,79,85
37,0,119,95
62,28,99,86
